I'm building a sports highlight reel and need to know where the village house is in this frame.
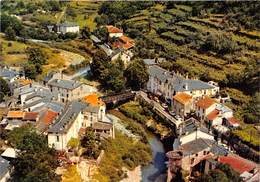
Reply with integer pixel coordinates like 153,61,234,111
47,101,87,150
0,67,21,83
195,96,217,121
48,94,114,151
147,65,219,103
47,79,84,103
172,93,193,118
106,25,123,38
195,97,240,128
56,22,79,34
82,94,114,138
167,137,228,181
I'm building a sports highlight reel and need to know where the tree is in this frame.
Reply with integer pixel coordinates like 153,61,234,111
124,59,149,90
94,27,108,42
67,138,80,149
0,77,10,102
81,127,100,159
5,26,16,40
102,63,125,93
24,63,37,79
0,13,22,34
26,47,47,65
8,125,60,181
90,50,110,78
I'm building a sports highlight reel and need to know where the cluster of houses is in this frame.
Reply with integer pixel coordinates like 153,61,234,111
166,118,259,181
144,62,260,181
90,25,135,65
145,63,240,133
166,118,260,182
0,67,115,181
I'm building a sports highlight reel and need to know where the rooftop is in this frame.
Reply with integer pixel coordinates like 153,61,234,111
173,93,192,104
16,78,32,86
48,79,82,90
92,121,113,130
207,109,219,121
218,155,257,174
41,109,58,125
48,101,87,134
106,25,123,34
23,112,38,121
226,117,240,126
0,68,20,79
82,94,104,107
196,97,216,109
148,65,214,92
7,111,24,118
119,35,134,44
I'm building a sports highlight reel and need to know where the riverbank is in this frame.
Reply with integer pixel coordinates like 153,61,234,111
108,110,171,182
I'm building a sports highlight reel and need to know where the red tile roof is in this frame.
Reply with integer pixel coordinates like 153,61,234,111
173,93,192,105
112,41,134,50
106,25,123,34
196,97,215,109
7,111,24,119
206,109,219,121
23,112,38,121
226,117,240,126
119,35,134,44
42,110,58,125
218,155,256,174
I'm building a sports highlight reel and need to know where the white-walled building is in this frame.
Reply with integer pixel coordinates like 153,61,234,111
48,94,114,151
147,65,219,102
48,79,84,103
172,93,193,118
195,96,217,121
57,22,79,34
47,101,87,150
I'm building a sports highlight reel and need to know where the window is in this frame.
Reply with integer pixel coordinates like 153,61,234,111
56,136,59,142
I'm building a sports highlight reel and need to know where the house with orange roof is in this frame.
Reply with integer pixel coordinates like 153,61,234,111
195,97,217,121
6,111,25,120
106,25,123,38
82,94,106,126
172,93,193,118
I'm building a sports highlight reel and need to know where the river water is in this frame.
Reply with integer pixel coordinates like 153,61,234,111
141,133,167,182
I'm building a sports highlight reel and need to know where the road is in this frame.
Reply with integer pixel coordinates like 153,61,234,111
136,91,182,128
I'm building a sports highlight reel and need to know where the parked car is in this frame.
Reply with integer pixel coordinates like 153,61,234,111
161,103,168,109
169,111,176,117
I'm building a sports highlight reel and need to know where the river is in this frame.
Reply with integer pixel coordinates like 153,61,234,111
141,133,167,182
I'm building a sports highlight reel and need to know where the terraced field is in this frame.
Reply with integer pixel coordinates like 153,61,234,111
124,4,259,82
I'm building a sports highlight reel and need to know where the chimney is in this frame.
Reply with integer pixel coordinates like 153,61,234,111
183,83,188,90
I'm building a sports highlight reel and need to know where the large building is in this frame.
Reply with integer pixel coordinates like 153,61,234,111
147,65,219,102
48,94,114,151
47,101,87,150
47,79,84,103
